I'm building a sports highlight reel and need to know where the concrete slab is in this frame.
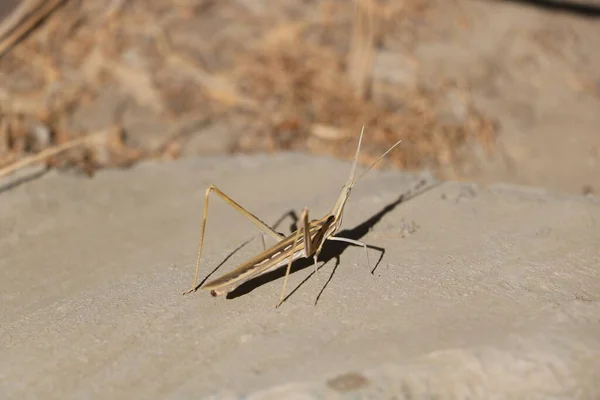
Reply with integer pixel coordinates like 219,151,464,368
1,153,599,399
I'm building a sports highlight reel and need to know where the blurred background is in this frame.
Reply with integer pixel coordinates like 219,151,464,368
0,0,598,194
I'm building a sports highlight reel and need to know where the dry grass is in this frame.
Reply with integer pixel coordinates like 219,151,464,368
0,0,496,181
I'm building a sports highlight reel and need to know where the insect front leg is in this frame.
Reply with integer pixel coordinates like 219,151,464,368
276,207,312,308
298,208,321,277
327,236,371,271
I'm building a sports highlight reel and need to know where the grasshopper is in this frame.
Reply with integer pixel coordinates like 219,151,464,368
184,127,403,307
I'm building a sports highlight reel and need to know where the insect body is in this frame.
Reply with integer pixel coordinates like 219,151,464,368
184,127,402,307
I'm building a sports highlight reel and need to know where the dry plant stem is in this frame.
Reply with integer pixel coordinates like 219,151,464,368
184,126,403,307
0,133,95,179
0,0,67,57
155,28,258,110
347,0,376,100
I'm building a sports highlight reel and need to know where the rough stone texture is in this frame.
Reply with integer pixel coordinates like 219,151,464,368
1,153,599,399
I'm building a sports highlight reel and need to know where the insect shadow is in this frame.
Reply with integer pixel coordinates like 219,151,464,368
219,178,437,305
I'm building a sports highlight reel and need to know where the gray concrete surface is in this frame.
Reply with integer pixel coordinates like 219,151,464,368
1,153,599,399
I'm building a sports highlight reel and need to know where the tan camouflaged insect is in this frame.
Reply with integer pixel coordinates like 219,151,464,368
184,127,402,307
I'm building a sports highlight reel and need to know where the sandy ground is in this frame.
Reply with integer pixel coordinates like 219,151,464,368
1,154,599,398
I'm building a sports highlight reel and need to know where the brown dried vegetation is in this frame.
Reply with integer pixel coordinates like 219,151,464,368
0,0,496,181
